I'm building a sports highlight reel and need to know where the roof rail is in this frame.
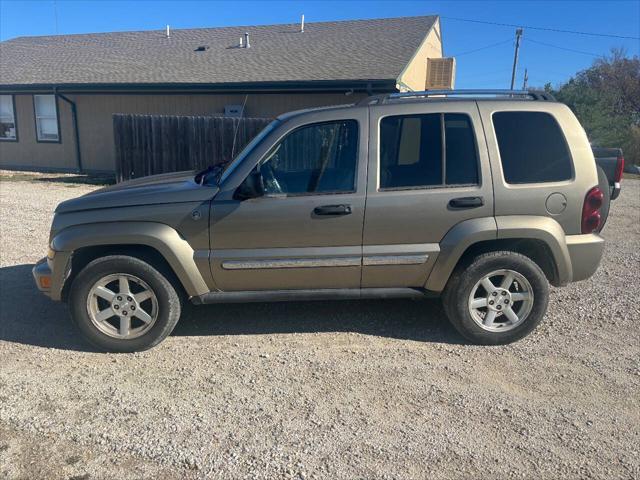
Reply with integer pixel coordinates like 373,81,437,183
358,89,556,105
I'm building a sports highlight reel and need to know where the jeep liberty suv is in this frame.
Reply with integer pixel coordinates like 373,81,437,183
33,90,608,352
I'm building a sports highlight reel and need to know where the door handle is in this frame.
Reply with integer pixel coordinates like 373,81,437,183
313,204,352,216
449,196,484,209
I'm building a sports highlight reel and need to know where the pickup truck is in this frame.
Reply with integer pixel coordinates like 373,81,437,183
592,147,624,232
593,147,624,200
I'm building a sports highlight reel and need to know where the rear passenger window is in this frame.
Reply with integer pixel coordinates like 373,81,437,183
493,111,572,184
379,113,478,189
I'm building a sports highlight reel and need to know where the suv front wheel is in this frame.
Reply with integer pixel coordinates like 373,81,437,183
69,255,182,352
442,251,549,345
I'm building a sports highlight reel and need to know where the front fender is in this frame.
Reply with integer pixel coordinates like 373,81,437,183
51,222,210,299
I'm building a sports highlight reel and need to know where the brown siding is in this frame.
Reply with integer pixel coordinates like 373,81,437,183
2,91,368,172
0,94,76,170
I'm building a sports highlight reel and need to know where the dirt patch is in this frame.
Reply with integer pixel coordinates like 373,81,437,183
0,179,638,479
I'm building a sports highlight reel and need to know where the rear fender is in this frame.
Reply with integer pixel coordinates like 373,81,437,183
425,215,572,292
425,217,497,292
494,216,572,286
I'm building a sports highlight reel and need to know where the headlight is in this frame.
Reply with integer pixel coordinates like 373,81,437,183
47,246,56,260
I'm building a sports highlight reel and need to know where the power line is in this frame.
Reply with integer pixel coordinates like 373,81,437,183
526,38,606,58
449,38,513,57
442,16,640,40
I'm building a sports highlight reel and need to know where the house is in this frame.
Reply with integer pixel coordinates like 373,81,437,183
0,15,452,173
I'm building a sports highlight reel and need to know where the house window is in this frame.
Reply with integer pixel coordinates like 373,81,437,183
34,95,60,142
0,95,17,141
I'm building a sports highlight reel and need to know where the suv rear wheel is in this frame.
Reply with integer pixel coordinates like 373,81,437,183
442,251,549,344
69,255,182,352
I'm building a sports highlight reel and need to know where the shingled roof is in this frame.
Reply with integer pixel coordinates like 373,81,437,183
0,15,438,89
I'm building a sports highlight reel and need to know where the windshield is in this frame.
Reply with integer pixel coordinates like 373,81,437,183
214,119,281,185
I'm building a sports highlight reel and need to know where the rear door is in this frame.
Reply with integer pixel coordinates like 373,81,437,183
362,100,493,288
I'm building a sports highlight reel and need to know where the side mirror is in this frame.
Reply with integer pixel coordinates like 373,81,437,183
234,170,265,200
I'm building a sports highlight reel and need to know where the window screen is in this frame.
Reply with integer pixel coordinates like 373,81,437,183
260,120,358,195
493,111,572,184
0,95,17,140
34,95,59,142
379,113,478,189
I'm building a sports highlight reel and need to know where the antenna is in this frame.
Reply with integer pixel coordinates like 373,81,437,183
301,14,305,33
166,24,170,38
522,68,529,89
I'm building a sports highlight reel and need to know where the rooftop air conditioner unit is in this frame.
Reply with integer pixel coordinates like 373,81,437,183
425,57,456,90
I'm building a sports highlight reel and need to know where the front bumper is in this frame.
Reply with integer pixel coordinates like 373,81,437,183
32,250,72,301
566,233,605,282
32,257,53,297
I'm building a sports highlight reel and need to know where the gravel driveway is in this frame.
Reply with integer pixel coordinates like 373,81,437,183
1,174,639,479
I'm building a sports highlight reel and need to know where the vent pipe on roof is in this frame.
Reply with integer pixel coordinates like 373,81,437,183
300,14,305,33
166,25,170,38
244,32,250,48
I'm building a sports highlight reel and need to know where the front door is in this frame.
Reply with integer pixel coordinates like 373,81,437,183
361,101,494,288
209,109,368,291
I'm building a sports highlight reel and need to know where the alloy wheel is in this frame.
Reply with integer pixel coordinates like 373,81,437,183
468,269,534,332
86,273,158,339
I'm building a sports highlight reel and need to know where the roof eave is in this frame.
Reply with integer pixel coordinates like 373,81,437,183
0,79,397,94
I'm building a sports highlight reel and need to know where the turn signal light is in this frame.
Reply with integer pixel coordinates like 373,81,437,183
581,186,604,234
39,276,52,289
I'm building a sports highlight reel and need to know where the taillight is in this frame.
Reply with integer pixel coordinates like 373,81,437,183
614,155,624,183
582,186,604,234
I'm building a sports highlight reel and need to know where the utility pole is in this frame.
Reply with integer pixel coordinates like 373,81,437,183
522,68,529,90
510,28,523,90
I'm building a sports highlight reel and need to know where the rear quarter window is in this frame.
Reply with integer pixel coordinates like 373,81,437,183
493,111,573,184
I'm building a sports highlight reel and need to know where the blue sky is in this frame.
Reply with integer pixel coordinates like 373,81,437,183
0,0,638,89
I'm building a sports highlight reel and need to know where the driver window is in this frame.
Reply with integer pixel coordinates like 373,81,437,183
259,120,358,195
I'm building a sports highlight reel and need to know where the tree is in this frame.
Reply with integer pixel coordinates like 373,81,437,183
551,49,640,166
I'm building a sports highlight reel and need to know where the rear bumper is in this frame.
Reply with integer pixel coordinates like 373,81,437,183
611,182,621,201
566,233,605,282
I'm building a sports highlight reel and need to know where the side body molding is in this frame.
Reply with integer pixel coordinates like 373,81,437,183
425,217,497,292
495,215,572,286
51,222,210,298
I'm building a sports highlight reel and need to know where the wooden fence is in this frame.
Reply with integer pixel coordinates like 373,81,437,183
113,114,272,182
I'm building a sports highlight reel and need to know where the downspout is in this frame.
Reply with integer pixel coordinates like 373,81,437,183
54,88,83,173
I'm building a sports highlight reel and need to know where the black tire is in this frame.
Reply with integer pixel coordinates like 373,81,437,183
596,165,610,232
69,255,182,352
442,251,549,345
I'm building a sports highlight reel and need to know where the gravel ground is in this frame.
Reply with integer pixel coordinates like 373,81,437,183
0,174,639,479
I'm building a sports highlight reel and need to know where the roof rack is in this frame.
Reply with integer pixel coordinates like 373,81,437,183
359,89,556,105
